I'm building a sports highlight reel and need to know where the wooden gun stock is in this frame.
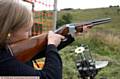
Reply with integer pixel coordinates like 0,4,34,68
10,33,47,62
10,18,111,63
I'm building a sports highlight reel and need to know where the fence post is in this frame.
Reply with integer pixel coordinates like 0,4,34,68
53,0,57,31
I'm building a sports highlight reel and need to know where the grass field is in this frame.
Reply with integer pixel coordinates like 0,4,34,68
58,7,120,79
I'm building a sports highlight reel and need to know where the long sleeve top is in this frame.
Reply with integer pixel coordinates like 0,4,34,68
0,44,62,79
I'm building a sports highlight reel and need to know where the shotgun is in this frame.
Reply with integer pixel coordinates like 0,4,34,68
9,18,111,63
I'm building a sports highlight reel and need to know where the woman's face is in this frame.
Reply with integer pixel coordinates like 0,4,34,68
9,18,33,43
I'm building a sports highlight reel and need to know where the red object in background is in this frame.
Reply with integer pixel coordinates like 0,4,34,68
23,0,54,7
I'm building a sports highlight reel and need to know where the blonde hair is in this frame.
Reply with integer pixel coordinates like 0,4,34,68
0,0,32,47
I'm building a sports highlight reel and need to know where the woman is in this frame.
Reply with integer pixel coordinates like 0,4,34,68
0,0,64,78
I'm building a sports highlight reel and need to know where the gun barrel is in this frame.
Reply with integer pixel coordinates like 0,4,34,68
89,18,111,26
73,18,111,27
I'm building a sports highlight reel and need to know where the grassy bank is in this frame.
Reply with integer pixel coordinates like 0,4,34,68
58,7,120,79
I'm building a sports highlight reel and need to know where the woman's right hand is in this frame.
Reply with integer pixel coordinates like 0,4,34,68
48,31,65,47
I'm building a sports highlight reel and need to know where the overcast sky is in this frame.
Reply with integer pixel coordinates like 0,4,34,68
22,0,120,11
57,0,120,10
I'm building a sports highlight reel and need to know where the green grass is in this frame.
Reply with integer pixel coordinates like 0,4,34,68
58,7,120,79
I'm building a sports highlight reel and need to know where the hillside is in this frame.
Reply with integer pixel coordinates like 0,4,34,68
58,7,120,79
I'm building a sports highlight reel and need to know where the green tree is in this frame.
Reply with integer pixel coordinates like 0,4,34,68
57,13,72,28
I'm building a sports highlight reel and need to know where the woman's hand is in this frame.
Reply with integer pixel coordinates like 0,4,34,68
82,25,91,32
75,25,91,36
48,31,65,47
